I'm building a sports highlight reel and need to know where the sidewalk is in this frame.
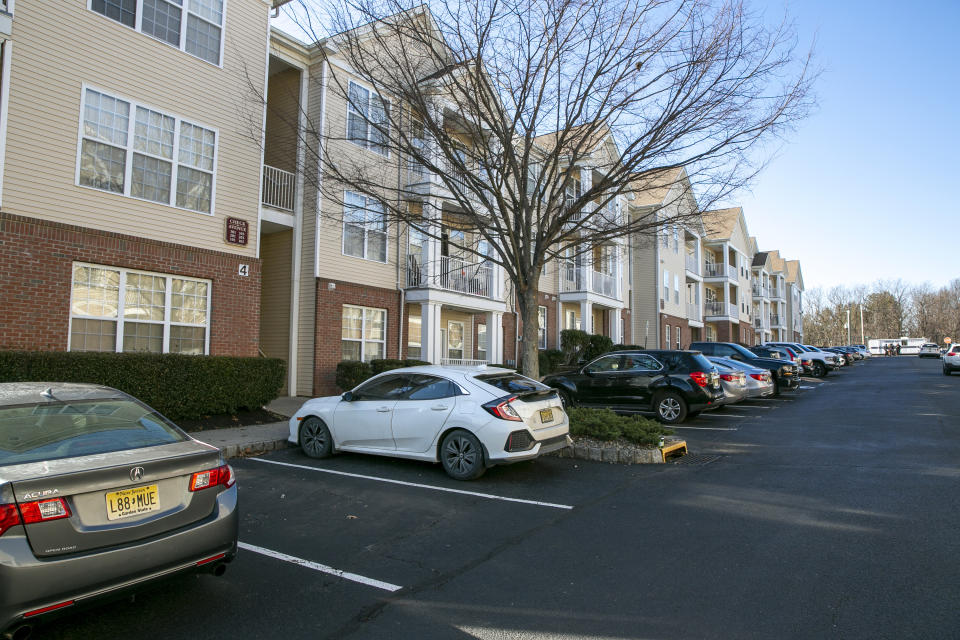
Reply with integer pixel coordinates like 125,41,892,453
193,396,311,459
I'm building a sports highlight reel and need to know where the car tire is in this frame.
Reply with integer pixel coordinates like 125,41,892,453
558,390,575,411
812,361,827,378
440,430,486,481
654,391,688,425
772,379,781,396
299,416,333,459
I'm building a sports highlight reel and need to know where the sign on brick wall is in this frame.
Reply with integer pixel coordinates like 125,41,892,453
225,218,248,246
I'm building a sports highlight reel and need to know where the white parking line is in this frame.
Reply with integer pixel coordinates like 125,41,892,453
250,458,575,510
239,542,402,592
672,425,739,431
699,413,748,418
799,385,817,389
735,405,773,409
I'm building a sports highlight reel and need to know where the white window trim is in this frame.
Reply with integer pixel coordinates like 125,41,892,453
476,323,488,360
446,320,465,359
74,84,218,216
87,0,227,68
341,191,389,263
67,261,211,354
345,80,391,158
537,305,548,350
342,304,387,362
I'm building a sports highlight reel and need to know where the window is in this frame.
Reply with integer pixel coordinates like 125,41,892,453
676,327,681,350
665,324,671,348
622,354,662,371
674,274,679,305
565,310,578,330
78,88,216,214
69,263,209,354
91,0,225,65
585,355,622,373
477,323,488,361
407,315,421,359
447,321,464,359
405,375,459,401
343,191,387,262
342,305,386,361
346,81,389,155
663,269,669,300
672,226,679,253
538,306,547,350
353,374,410,400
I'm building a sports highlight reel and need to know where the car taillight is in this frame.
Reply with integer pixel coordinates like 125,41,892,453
189,465,235,492
719,373,735,382
0,504,22,536
18,498,71,524
750,373,766,381
689,371,710,387
482,395,524,421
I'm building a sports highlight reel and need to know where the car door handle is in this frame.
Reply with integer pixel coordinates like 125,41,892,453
431,405,449,411
376,406,392,413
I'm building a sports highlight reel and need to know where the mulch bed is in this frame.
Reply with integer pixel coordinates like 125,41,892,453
176,408,288,432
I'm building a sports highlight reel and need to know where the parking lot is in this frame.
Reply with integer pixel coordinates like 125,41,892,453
43,356,960,639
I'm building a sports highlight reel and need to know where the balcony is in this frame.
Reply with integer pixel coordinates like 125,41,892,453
704,262,737,280
408,157,483,200
684,253,701,277
407,256,495,299
560,263,619,300
261,165,296,212
705,301,738,319
770,314,785,328
769,286,785,301
686,302,702,324
752,283,768,298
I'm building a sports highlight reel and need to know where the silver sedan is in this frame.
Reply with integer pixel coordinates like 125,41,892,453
708,359,748,406
0,383,238,637
709,357,775,398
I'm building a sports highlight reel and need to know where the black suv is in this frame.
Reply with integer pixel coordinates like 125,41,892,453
540,350,724,424
689,342,799,395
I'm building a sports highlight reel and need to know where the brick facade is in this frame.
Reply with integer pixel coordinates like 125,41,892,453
660,313,689,350
313,278,402,396
0,212,260,356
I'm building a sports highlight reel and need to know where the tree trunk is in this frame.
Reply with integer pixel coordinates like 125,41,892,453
516,286,541,380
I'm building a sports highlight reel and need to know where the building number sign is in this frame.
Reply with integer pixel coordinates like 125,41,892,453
225,217,249,246
238,264,250,277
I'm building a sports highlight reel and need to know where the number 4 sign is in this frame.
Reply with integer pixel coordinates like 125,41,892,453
238,264,250,277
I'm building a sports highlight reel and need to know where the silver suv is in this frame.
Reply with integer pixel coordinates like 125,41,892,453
944,345,960,375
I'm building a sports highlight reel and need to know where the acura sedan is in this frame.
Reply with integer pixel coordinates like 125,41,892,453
0,383,238,638
289,366,571,480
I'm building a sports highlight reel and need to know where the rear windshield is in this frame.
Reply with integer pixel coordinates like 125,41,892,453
475,373,549,394
689,354,715,371
0,399,187,466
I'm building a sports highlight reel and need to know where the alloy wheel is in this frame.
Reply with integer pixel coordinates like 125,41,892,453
659,397,681,421
444,435,479,475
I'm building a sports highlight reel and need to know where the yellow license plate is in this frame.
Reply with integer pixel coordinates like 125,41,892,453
105,485,160,521
539,408,554,424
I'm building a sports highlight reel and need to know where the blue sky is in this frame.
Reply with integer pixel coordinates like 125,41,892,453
274,1,958,291
735,0,959,290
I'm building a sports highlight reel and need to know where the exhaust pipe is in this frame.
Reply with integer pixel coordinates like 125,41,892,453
4,624,33,640
212,564,227,577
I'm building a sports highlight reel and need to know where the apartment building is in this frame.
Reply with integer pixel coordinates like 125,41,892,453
0,0,275,357
785,259,805,342
629,168,705,349
701,208,755,344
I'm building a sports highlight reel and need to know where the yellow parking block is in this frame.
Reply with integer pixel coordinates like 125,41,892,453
660,440,688,462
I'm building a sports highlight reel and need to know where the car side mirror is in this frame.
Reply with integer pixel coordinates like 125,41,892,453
341,391,354,402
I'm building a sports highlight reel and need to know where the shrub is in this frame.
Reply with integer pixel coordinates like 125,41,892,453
566,407,673,446
0,351,284,422
611,344,643,351
335,360,372,391
560,329,591,363
583,334,614,361
403,359,431,367
538,349,566,376
369,359,406,375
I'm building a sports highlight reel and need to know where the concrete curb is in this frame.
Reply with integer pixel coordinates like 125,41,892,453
220,438,293,459
548,437,687,464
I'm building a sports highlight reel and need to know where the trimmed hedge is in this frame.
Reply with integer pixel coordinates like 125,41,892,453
567,407,673,446
538,349,566,376
0,351,285,422
335,358,435,390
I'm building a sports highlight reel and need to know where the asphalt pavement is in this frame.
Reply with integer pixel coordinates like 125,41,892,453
40,356,960,639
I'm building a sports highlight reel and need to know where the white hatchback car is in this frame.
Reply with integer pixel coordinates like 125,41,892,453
944,345,960,376
288,366,571,480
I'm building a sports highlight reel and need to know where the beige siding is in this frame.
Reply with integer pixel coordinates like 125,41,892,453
259,230,292,392
631,235,659,348
4,1,269,257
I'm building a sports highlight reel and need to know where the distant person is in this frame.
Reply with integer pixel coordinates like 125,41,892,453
896,344,901,356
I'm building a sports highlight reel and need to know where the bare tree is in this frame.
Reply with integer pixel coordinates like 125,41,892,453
275,0,815,376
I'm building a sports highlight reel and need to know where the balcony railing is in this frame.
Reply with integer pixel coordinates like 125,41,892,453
684,253,700,276
261,165,296,211
705,301,738,318
408,157,477,195
704,262,737,279
752,284,768,298
686,303,702,323
560,263,619,299
441,358,489,367
769,287,785,300
406,256,494,298
770,314,783,327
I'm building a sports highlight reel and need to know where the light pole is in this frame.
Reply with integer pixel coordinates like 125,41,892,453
846,308,851,346
860,304,865,345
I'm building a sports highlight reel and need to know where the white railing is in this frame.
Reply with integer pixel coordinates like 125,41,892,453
752,284,768,298
406,256,494,298
560,262,619,299
441,358,489,367
686,303,702,323
770,286,785,300
705,301,738,318
770,314,783,327
685,253,700,276
704,262,736,279
261,165,296,211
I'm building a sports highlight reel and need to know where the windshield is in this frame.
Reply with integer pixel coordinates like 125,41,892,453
728,343,759,360
0,399,187,466
690,353,716,371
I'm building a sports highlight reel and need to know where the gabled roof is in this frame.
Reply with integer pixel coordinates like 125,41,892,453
752,251,769,268
532,124,613,157
785,260,804,289
629,166,685,207
702,207,742,240
767,249,787,273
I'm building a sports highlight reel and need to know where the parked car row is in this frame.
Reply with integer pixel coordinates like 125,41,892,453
942,344,960,375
